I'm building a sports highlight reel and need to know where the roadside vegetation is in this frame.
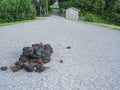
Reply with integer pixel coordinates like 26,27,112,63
78,20,120,30
50,5,60,9
58,0,120,26
0,0,36,23
0,0,119,29
32,0,56,16
0,0,55,25
0,17,44,27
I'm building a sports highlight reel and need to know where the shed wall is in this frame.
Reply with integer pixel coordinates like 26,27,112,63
66,9,79,20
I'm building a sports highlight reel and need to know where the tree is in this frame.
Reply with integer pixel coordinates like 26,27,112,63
32,0,56,16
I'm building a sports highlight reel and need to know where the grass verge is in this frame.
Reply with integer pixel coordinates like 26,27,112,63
79,12,120,30
0,17,45,27
62,11,120,30
50,5,59,9
78,20,120,30
65,18,120,30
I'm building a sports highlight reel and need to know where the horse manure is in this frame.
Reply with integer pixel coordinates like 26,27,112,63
10,43,53,73
0,66,7,71
66,46,71,49
60,59,63,63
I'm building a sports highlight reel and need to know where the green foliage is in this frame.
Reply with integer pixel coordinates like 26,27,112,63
0,17,44,26
81,12,105,23
59,0,120,26
0,0,36,23
50,5,59,9
105,0,120,25
32,0,56,16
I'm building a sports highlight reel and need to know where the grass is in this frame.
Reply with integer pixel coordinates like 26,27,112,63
65,17,120,30
78,20,120,30
50,5,59,9
0,17,45,27
79,12,120,30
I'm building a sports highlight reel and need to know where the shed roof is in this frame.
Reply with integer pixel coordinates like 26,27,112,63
66,7,80,12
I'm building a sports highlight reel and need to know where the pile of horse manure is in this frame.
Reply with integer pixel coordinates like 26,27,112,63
10,43,53,73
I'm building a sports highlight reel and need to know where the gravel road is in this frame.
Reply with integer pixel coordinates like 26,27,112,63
0,15,120,90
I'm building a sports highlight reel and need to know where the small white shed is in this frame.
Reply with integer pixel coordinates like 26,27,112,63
66,7,80,20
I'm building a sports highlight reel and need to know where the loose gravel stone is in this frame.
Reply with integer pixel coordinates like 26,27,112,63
66,46,71,49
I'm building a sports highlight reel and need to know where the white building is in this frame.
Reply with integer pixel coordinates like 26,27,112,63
66,7,80,20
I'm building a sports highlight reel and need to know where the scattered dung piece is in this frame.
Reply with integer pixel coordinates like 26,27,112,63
10,66,21,72
42,58,51,63
44,44,53,53
11,43,53,73
66,46,71,49
24,64,34,72
0,66,7,71
60,60,63,63
19,56,29,62
35,66,47,73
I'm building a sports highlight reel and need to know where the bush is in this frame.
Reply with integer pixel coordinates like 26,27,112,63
0,0,36,23
105,13,120,26
80,11,106,23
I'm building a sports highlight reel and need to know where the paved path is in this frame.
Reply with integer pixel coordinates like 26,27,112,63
0,15,120,90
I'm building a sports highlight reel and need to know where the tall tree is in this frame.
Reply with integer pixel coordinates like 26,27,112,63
32,0,56,16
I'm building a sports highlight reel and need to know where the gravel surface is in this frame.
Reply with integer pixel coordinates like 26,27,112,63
0,15,120,90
